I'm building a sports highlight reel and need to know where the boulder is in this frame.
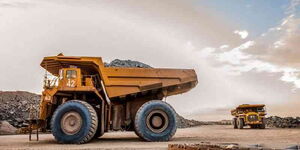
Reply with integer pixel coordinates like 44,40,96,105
0,121,17,135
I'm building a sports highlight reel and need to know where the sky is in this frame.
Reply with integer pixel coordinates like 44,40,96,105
0,0,299,120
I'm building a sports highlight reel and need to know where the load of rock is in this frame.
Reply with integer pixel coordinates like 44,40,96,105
266,116,300,128
0,91,40,128
104,59,152,68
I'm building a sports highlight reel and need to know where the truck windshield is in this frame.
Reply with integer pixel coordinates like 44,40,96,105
257,107,265,112
66,70,77,78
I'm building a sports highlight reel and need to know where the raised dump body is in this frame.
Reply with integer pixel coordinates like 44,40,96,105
33,54,198,144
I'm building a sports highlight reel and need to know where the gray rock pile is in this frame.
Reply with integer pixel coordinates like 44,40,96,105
266,116,300,128
104,59,152,68
176,114,209,128
0,91,40,128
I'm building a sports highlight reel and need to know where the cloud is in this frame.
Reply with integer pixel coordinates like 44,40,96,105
234,30,249,39
246,14,300,68
216,41,254,65
286,0,300,14
200,0,300,90
219,44,229,49
0,0,34,8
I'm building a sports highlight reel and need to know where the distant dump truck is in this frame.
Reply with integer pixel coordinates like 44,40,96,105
24,54,198,144
231,104,266,129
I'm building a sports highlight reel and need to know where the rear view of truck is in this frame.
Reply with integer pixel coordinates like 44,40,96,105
34,54,197,144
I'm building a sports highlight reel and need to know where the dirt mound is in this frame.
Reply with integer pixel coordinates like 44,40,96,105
266,116,300,128
0,121,17,135
0,91,40,128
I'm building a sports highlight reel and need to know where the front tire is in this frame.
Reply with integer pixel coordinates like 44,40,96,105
237,118,244,129
134,100,177,142
51,100,98,144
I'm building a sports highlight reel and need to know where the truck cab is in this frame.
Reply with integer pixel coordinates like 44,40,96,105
59,68,81,88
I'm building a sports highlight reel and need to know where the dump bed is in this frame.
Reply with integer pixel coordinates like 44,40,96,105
102,67,197,98
41,55,198,98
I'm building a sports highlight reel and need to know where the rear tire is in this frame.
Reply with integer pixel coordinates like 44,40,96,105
237,118,244,129
51,100,98,144
134,100,177,142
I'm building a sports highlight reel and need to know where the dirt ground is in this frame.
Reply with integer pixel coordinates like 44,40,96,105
0,125,299,150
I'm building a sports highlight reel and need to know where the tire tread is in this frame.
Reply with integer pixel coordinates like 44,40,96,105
51,100,98,144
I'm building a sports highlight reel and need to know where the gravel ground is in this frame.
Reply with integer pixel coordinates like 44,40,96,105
0,125,299,150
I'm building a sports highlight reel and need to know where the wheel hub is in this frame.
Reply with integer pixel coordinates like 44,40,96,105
146,110,169,133
61,111,82,135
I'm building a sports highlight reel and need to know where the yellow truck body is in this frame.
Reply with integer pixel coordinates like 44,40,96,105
231,104,267,129
32,54,198,144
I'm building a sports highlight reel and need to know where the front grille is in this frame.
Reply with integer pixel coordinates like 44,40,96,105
248,115,258,122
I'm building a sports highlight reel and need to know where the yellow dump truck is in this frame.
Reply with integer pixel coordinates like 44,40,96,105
25,54,197,144
231,104,266,129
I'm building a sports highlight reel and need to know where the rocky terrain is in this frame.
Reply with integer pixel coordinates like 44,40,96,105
176,114,209,128
0,91,40,128
266,116,300,128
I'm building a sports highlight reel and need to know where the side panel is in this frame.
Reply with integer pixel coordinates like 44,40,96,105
101,68,198,98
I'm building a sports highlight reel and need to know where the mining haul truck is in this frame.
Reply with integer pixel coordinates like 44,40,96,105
23,54,198,144
231,104,267,129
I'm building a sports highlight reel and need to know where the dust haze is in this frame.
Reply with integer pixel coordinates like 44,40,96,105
0,0,299,120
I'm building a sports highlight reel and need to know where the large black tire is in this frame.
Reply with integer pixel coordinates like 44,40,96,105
250,125,257,129
51,100,98,144
237,118,244,129
134,100,177,142
259,118,266,129
232,118,238,129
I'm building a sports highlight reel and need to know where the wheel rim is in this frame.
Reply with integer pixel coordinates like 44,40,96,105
146,110,169,133
60,111,83,135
